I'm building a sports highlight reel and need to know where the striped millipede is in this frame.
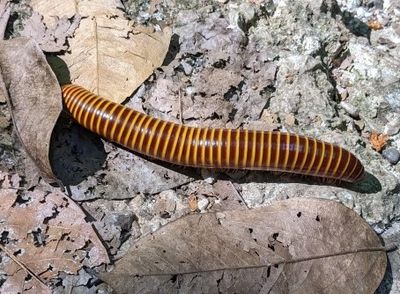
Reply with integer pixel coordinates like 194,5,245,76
61,84,365,183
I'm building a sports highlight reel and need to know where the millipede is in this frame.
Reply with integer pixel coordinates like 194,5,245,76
61,84,365,183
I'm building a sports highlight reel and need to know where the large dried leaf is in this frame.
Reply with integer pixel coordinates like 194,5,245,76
30,0,172,102
0,0,10,40
101,198,386,293
0,171,110,293
20,11,81,53
0,37,62,181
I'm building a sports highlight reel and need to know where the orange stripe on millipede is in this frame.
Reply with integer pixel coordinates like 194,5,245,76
169,124,183,161
306,138,318,173
274,132,281,169
345,155,358,181
257,131,264,168
266,131,272,168
338,151,351,179
64,84,76,94
65,87,79,99
61,85,72,102
82,95,103,129
117,110,136,144
250,130,257,168
242,130,249,168
122,111,142,147
234,130,240,168
217,129,223,167
102,103,120,137
145,118,161,155
95,101,112,135
323,143,334,176
290,134,300,171
109,107,128,141
161,123,175,159
299,137,309,171
192,128,201,166
209,128,215,166
72,91,93,119
63,86,77,107
86,97,104,130
129,114,147,150
185,127,196,165
176,126,189,163
200,128,208,166
89,99,108,132
352,164,364,181
65,86,84,109
76,94,97,123
226,129,232,167
153,120,168,158
69,88,90,114
314,141,326,175
68,88,87,114
137,116,154,152
282,133,290,170
331,146,342,178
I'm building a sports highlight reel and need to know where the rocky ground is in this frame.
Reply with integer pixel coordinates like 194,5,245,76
1,0,400,293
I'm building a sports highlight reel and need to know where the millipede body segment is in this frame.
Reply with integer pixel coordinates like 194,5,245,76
61,84,365,183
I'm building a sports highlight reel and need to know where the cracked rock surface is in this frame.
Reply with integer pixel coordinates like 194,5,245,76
2,0,400,292
53,0,400,292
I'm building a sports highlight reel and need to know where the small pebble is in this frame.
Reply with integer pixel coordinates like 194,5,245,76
0,116,10,129
354,119,365,131
384,89,400,113
188,195,198,211
201,168,217,183
181,61,193,75
186,86,195,97
340,101,360,119
197,197,209,211
382,147,400,165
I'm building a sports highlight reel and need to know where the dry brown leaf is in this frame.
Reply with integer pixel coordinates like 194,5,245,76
188,194,198,211
0,38,63,181
0,171,110,292
0,1,11,105
194,68,243,97
370,131,388,152
101,198,386,294
0,70,6,103
368,20,384,31
30,0,172,103
20,11,81,52
0,0,10,39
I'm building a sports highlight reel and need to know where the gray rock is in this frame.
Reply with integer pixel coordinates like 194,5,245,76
197,197,209,211
384,114,400,136
69,145,195,200
382,147,400,164
340,101,360,119
384,88,400,113
181,60,193,75
376,221,400,293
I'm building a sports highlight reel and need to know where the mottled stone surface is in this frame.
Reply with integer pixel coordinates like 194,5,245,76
3,0,400,292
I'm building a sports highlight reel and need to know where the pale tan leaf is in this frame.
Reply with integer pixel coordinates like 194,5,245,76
20,11,81,53
0,0,10,39
0,261,51,294
0,170,110,291
30,0,172,103
101,198,386,294
0,38,63,181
